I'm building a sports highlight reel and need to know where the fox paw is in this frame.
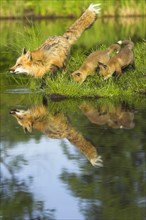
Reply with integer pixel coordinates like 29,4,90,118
90,155,103,168
88,3,101,14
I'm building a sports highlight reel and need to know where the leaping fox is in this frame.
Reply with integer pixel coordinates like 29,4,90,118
9,4,101,81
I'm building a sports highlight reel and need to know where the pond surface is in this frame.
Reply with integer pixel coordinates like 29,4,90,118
0,18,146,220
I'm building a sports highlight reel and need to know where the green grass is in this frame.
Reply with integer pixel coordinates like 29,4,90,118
28,42,145,98
1,42,145,99
1,0,146,18
0,14,145,99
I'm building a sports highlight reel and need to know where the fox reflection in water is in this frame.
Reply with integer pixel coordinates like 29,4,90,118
80,102,135,129
10,101,102,168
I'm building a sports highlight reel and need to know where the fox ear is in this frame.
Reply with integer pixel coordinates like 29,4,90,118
22,48,27,55
98,62,107,69
26,51,32,61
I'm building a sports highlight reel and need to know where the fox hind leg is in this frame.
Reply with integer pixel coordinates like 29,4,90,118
131,61,136,69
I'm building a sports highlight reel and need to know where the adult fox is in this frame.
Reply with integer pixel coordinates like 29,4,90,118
10,102,103,167
9,4,101,84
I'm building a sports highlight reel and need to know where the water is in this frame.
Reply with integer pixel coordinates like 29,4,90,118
0,18,146,220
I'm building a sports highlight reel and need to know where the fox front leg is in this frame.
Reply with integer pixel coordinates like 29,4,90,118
115,65,122,79
40,65,59,89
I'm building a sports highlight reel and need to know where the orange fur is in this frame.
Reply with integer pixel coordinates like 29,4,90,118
99,40,135,80
71,44,121,83
80,103,134,129
10,104,103,167
9,4,101,78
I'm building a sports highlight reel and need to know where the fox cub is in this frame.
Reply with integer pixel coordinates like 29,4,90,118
99,40,135,80
80,102,134,129
71,43,120,83
9,4,101,79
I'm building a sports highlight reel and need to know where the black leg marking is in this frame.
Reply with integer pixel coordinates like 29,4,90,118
42,96,48,106
131,61,136,70
40,77,46,89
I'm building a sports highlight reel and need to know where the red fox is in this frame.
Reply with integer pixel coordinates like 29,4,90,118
71,43,121,83
10,104,103,167
99,40,135,80
9,4,101,79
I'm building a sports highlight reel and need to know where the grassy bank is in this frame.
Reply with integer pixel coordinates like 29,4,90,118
1,0,146,18
37,42,146,97
2,42,145,98
0,11,145,99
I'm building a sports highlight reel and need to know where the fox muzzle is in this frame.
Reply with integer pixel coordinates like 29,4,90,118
9,68,16,74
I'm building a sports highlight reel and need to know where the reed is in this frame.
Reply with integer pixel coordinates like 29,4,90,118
0,0,145,18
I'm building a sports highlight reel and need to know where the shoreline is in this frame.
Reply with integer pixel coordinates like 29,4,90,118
0,14,145,21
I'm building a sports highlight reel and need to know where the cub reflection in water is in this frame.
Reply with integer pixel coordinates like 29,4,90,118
10,103,102,168
80,102,135,129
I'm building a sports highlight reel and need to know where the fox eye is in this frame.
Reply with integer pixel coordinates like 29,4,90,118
17,64,22,67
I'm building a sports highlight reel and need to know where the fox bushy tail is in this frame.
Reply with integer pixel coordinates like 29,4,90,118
63,3,101,45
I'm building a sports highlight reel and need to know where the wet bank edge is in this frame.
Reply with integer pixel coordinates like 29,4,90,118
46,93,101,102
46,90,146,102
0,14,146,21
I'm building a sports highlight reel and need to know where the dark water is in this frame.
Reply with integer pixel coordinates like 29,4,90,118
0,18,146,220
